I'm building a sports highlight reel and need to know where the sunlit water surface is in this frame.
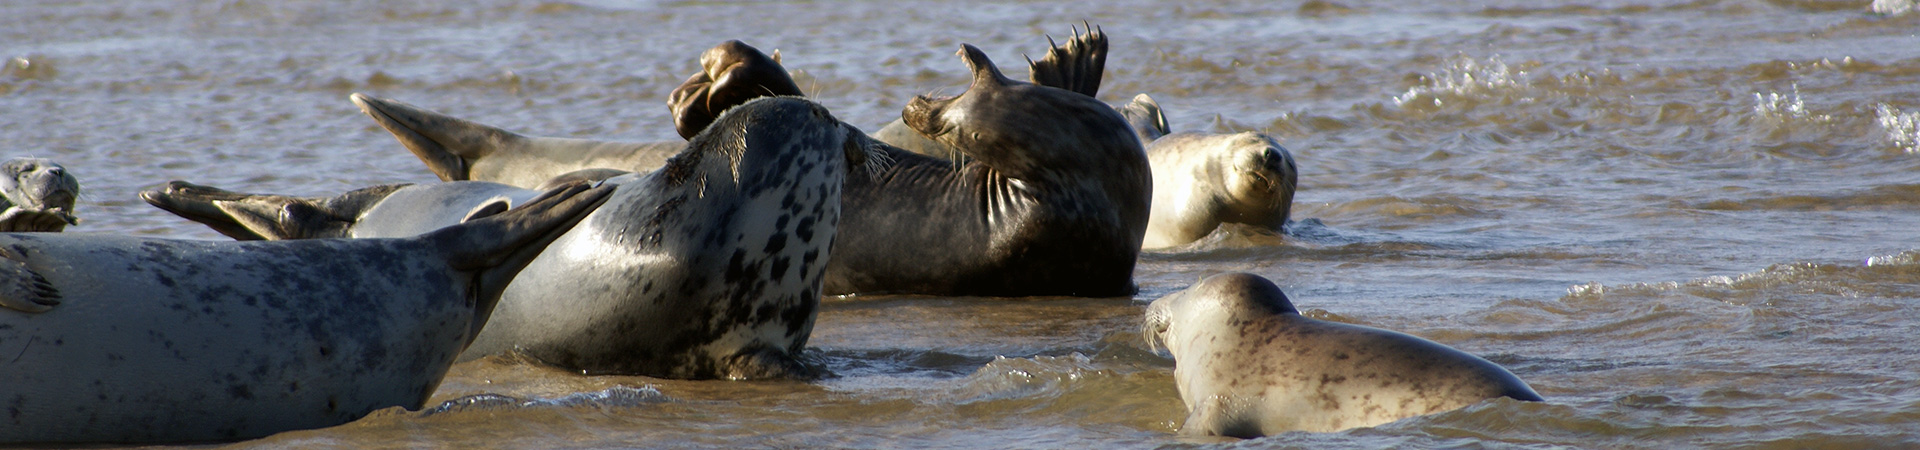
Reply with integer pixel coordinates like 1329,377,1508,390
5,0,1920,448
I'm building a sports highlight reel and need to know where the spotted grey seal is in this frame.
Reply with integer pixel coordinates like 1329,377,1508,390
147,96,886,379
0,157,80,232
347,28,1148,297
0,182,612,444
1143,272,1542,438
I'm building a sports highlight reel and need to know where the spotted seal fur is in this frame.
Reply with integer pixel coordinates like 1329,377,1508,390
1143,272,1542,438
0,182,612,444
146,96,886,379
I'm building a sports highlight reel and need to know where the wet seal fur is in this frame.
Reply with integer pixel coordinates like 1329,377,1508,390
1143,273,1542,438
0,183,612,444
1122,94,1298,249
147,97,886,379
0,157,80,232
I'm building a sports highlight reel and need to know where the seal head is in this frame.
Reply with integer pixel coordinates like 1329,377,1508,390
0,157,80,232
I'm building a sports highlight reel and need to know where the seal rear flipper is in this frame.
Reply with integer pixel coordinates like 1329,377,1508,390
1025,24,1108,99
351,93,527,182
430,182,614,321
0,249,59,313
140,181,407,240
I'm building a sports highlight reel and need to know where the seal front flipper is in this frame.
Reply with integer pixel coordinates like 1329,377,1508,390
0,248,59,313
1118,93,1169,143
719,346,818,381
352,93,528,182
1025,23,1107,99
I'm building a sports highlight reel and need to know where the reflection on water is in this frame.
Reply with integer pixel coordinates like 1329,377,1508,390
5,0,1920,448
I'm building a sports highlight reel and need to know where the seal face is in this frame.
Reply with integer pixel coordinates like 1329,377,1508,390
0,157,80,232
1131,94,1298,249
1143,273,1542,438
0,183,611,444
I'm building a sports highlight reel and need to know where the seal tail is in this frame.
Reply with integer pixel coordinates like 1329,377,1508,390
1025,23,1108,99
139,181,409,240
427,182,614,326
351,93,524,182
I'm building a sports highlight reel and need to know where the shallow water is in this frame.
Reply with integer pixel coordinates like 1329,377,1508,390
6,0,1920,448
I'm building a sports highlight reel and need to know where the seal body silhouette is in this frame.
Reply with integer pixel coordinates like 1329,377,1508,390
1144,273,1542,438
0,183,611,444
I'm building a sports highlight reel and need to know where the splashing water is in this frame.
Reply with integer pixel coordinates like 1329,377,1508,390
1877,104,1920,153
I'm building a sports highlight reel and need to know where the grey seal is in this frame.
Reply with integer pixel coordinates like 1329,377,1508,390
0,182,612,444
0,157,80,232
1143,273,1542,438
147,96,886,379
1124,94,1297,249
348,27,1149,297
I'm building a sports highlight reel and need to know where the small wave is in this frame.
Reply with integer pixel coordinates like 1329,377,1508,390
2,55,57,81
419,385,668,417
1876,103,1920,153
1751,84,1832,123
1392,54,1529,111
950,353,1108,405
1872,0,1917,15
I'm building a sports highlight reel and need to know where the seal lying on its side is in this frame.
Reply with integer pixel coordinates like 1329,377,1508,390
0,157,80,232
0,183,612,444
357,40,802,189
147,97,887,379
1143,273,1542,438
1123,94,1297,249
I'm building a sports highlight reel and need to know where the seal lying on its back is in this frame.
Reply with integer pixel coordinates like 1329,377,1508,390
148,97,886,379
0,157,80,232
1143,273,1541,438
346,28,1149,297
357,40,801,189
0,183,611,444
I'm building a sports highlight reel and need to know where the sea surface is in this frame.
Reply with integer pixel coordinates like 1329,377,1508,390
6,0,1920,448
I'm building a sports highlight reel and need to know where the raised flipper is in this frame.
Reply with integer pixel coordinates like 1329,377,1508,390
351,93,528,182
0,246,58,313
1118,93,1169,143
140,181,410,240
667,40,805,139
1025,24,1107,99
428,182,615,317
